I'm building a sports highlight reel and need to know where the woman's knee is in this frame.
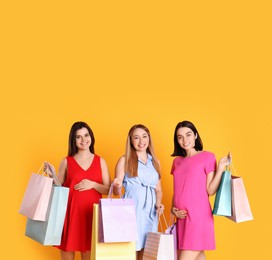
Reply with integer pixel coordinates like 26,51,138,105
60,251,75,260
179,250,204,260
81,251,90,260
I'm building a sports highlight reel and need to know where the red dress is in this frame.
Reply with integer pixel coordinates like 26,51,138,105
57,155,102,252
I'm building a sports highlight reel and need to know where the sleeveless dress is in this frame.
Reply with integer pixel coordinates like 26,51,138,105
171,151,217,250
123,154,159,251
57,154,102,252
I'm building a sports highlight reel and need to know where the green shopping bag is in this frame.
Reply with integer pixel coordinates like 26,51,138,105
25,185,69,245
213,168,232,216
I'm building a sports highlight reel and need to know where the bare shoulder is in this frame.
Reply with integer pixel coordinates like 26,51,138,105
116,155,125,165
59,158,68,168
99,156,108,167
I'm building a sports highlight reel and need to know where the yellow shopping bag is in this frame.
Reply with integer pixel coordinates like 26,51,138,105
91,204,136,260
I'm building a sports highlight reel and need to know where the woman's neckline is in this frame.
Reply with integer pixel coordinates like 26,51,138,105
72,153,95,171
183,151,205,159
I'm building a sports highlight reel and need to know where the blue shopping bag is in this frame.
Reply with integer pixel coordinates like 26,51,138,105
25,185,69,245
212,169,232,216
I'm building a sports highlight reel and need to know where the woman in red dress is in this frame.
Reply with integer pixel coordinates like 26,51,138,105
45,121,111,260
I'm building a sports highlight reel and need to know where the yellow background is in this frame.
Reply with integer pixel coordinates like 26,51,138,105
1,1,271,259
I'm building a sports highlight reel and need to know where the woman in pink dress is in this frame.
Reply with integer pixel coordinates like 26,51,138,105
170,121,230,260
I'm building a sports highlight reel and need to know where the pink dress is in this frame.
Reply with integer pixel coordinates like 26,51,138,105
171,151,217,250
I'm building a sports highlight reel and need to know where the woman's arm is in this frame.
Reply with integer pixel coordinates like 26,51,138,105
206,155,230,196
112,156,126,196
44,159,67,185
171,195,187,219
57,159,68,185
155,180,164,213
95,157,111,195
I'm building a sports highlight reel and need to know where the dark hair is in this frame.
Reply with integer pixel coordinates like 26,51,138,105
68,121,95,156
171,120,203,157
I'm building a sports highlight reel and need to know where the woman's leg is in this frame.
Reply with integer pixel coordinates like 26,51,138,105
80,251,90,260
179,250,204,260
136,249,144,260
60,251,75,260
196,251,206,260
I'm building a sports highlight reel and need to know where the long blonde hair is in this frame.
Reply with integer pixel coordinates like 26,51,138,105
124,124,161,177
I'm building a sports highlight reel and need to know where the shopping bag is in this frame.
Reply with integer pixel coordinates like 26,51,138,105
91,204,136,260
165,222,177,260
212,169,232,216
98,184,137,243
143,213,175,260
143,232,174,260
25,185,69,245
227,176,253,223
19,164,53,221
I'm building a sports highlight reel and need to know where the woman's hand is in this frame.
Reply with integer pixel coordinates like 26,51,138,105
218,154,231,172
74,179,95,191
171,207,187,219
156,203,165,214
113,177,123,189
44,162,56,178
112,177,123,196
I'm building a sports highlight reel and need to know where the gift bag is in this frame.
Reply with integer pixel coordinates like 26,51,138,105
143,213,175,260
91,204,136,260
143,232,174,260
165,222,177,260
98,185,137,243
227,176,253,223
19,164,53,221
25,185,69,245
212,169,232,216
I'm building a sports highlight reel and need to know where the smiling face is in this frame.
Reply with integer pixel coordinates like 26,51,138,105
176,126,197,152
75,127,92,151
131,127,150,152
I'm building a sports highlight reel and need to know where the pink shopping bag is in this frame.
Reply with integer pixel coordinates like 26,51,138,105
91,204,136,260
98,184,137,243
19,164,53,221
227,176,253,223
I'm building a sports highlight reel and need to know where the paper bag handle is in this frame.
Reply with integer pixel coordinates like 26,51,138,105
47,163,62,186
227,152,238,177
37,163,45,175
107,182,123,199
158,212,169,231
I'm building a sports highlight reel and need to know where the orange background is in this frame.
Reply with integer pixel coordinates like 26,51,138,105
1,1,271,259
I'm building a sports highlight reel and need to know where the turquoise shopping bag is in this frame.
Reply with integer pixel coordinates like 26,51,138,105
212,169,232,216
25,185,69,245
